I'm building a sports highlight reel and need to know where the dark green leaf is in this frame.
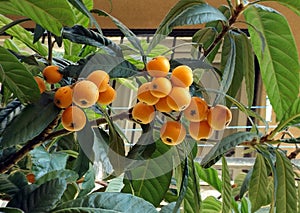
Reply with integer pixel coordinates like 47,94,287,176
35,169,78,185
0,46,40,104
191,27,217,56
249,153,268,212
53,192,158,213
0,174,20,197
201,132,258,168
275,150,297,213
30,146,68,179
77,164,95,197
1,93,61,148
33,24,45,44
244,5,300,121
239,168,252,199
159,202,179,213
0,207,24,213
61,182,80,203
73,146,91,179
9,0,75,36
221,157,231,213
195,162,222,192
7,178,67,213
0,99,23,134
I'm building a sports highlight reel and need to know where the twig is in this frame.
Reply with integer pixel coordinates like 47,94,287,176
288,148,300,160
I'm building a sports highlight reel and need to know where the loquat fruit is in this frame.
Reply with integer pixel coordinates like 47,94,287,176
34,76,46,93
97,85,117,105
146,56,170,77
170,65,193,88
150,77,172,98
137,82,160,105
132,102,155,124
184,97,208,122
54,86,73,109
160,121,186,145
166,86,191,111
87,70,110,92
207,104,232,130
42,65,63,84
189,120,213,140
155,97,173,113
73,80,99,108
61,105,87,131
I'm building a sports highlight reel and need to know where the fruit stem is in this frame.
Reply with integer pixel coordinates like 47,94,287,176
47,31,53,64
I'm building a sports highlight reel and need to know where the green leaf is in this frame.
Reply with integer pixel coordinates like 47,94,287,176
159,202,179,213
105,175,124,192
0,46,40,104
0,1,22,16
122,140,172,207
200,132,258,168
275,150,297,213
77,164,95,197
221,156,231,213
61,182,80,202
200,196,222,213
147,0,227,54
7,178,67,213
244,5,300,121
35,169,78,185
249,153,269,212
239,197,251,213
191,27,217,57
195,162,222,192
0,207,24,213
30,146,68,179
1,93,61,148
0,15,47,56
261,0,300,16
0,174,20,197
53,192,158,213
9,0,75,36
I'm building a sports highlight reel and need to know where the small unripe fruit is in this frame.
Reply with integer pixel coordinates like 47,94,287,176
146,56,170,77
155,97,173,113
97,85,117,105
42,65,63,84
34,76,46,93
184,97,208,122
137,82,159,105
207,104,232,130
166,87,191,111
87,70,110,92
132,102,155,124
73,80,99,108
150,77,172,98
170,65,193,88
189,120,213,140
54,86,73,108
61,106,86,131
160,121,186,145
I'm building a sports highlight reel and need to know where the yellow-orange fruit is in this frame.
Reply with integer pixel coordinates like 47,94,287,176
146,56,170,77
54,86,73,108
207,104,232,130
184,97,208,122
132,102,155,124
189,120,213,140
155,97,173,113
73,80,99,108
170,65,193,88
160,121,186,145
61,106,86,131
166,87,191,111
42,65,63,84
150,77,172,98
97,85,117,105
137,82,159,105
34,76,46,93
87,70,110,92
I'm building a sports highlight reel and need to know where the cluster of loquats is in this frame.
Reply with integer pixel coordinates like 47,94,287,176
131,56,232,146
34,66,116,132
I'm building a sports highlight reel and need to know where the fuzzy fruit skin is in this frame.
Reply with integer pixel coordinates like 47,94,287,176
155,97,173,113
34,76,46,93
61,106,86,131
166,87,191,111
42,65,63,84
132,102,155,124
170,65,193,88
87,70,110,92
137,82,159,105
146,56,170,77
150,77,172,98
54,86,73,109
160,121,186,145
97,85,116,105
184,97,208,122
72,80,99,108
207,104,232,130
189,120,213,140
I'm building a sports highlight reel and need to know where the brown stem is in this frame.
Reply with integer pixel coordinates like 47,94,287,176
47,31,53,64
288,148,300,160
